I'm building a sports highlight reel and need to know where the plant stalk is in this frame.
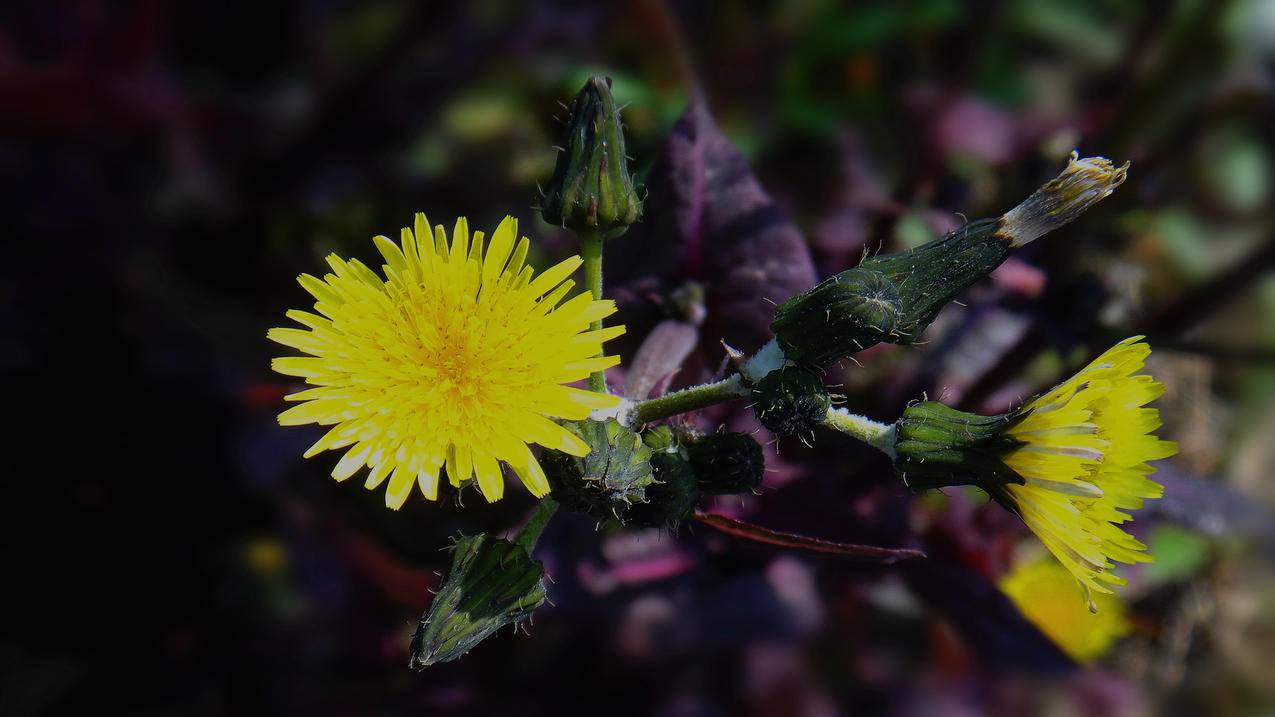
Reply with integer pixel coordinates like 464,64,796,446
821,407,897,457
513,497,559,554
627,375,748,425
580,231,607,393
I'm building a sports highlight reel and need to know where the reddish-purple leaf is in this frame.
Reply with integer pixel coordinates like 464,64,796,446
617,95,817,354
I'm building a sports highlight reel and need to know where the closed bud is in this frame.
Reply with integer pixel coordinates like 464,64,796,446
771,153,1127,370
409,533,547,669
626,448,700,529
542,76,641,239
773,219,1009,368
544,418,656,520
892,401,1024,492
687,431,765,495
750,366,830,436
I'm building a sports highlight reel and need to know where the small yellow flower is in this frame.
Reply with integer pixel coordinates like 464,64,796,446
1000,552,1130,663
1000,336,1176,606
269,214,623,508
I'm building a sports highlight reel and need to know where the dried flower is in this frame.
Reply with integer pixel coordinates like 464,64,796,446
998,152,1129,247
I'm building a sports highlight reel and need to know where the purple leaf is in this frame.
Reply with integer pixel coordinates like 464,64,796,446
618,95,817,354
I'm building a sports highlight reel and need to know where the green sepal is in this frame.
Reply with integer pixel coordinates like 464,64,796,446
892,401,1026,491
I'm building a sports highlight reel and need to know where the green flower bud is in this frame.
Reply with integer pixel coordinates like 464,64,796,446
626,449,700,529
687,431,765,495
892,401,1024,492
772,219,1009,368
750,366,831,436
541,76,641,239
409,533,547,669
772,154,1128,370
544,418,656,520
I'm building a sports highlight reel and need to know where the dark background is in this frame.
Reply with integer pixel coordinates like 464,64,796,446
4,1,1275,715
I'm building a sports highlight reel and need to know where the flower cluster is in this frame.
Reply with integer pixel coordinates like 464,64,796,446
268,75,1177,667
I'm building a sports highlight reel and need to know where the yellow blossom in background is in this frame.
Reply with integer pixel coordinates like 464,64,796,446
1000,336,1177,608
269,214,623,508
1000,552,1130,663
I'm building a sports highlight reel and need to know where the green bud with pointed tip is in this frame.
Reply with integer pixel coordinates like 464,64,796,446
409,533,547,669
893,401,1025,492
542,76,641,239
687,431,765,495
544,418,656,520
750,366,831,436
772,219,1010,368
772,154,1129,370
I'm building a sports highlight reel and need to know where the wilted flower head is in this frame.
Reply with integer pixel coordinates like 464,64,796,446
894,337,1176,607
269,214,623,508
1000,552,1130,662
998,151,1130,247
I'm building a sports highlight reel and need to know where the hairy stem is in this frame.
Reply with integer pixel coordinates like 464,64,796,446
627,375,748,425
822,407,897,457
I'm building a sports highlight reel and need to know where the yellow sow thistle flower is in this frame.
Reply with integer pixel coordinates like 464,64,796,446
894,337,1177,608
1000,553,1130,663
269,214,624,509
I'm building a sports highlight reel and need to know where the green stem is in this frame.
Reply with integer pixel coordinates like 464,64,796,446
513,497,558,554
580,231,607,393
822,407,897,457
628,375,748,425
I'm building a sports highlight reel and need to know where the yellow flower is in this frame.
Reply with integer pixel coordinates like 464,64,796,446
1000,552,1130,663
269,214,623,508
893,336,1176,609
1000,336,1176,606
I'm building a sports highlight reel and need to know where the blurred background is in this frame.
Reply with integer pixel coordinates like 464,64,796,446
4,1,1275,714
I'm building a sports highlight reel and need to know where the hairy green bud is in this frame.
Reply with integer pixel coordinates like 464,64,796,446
687,431,765,495
544,418,655,520
750,366,831,436
541,76,641,239
626,449,700,529
772,154,1128,370
409,533,547,669
772,219,1009,368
